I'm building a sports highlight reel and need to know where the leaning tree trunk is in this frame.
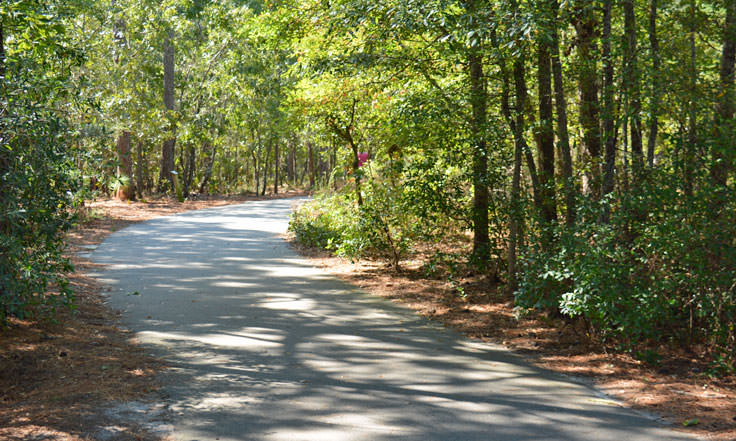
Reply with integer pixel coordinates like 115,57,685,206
158,32,176,193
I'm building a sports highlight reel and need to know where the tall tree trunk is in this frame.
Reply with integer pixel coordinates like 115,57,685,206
115,131,135,200
500,52,525,293
274,140,279,194
536,4,558,239
552,2,575,227
712,0,735,188
252,150,260,195
685,0,698,196
623,0,644,176
308,141,315,188
183,144,195,198
575,1,603,199
647,0,660,167
199,143,216,194
287,143,295,183
468,35,491,261
158,33,176,193
0,21,5,79
0,21,7,301
601,0,617,207
261,141,270,196
136,140,145,198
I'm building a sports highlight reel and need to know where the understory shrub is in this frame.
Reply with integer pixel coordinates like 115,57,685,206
515,171,736,365
289,160,432,268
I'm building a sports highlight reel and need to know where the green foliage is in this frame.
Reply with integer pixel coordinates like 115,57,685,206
516,171,736,355
289,159,430,268
1,0,82,324
289,193,360,253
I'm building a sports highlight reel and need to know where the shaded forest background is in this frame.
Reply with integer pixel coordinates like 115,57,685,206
1,0,734,371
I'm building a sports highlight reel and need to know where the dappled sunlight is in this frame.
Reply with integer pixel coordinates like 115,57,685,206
89,199,695,441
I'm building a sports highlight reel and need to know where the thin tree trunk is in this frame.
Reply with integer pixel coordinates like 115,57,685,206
601,0,617,208
685,0,698,196
552,2,575,227
308,141,315,188
274,140,279,194
468,28,491,261
647,0,660,167
575,1,603,199
536,4,558,238
712,0,735,188
115,131,135,200
623,0,644,176
136,140,145,198
183,144,195,198
253,150,260,195
158,33,176,193
499,53,524,293
199,143,216,194
0,21,7,300
262,141,270,196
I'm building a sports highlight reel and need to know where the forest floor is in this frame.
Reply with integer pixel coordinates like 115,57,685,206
0,192,734,440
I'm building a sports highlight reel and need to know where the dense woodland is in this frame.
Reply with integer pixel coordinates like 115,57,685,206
1,0,734,370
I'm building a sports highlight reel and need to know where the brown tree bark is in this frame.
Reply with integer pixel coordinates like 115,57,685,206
500,52,525,293
536,4,558,238
647,0,660,168
262,141,270,196
552,1,575,227
623,0,644,176
601,0,617,205
685,0,698,196
158,33,176,193
183,144,195,198
468,33,491,261
199,143,216,194
712,0,736,188
135,140,145,198
274,140,279,194
574,1,602,199
308,141,315,189
252,150,260,195
115,131,136,200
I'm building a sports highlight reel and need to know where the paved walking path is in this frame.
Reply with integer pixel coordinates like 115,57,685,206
91,198,695,441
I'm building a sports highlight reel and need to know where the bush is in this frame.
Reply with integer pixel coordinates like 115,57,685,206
515,171,736,362
289,159,425,268
0,4,82,324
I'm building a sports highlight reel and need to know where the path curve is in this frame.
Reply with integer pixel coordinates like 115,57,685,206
91,198,695,441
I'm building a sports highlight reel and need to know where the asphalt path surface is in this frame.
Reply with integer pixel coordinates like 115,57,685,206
91,198,696,441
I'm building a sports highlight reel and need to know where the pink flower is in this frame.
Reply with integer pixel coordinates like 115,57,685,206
357,152,369,168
